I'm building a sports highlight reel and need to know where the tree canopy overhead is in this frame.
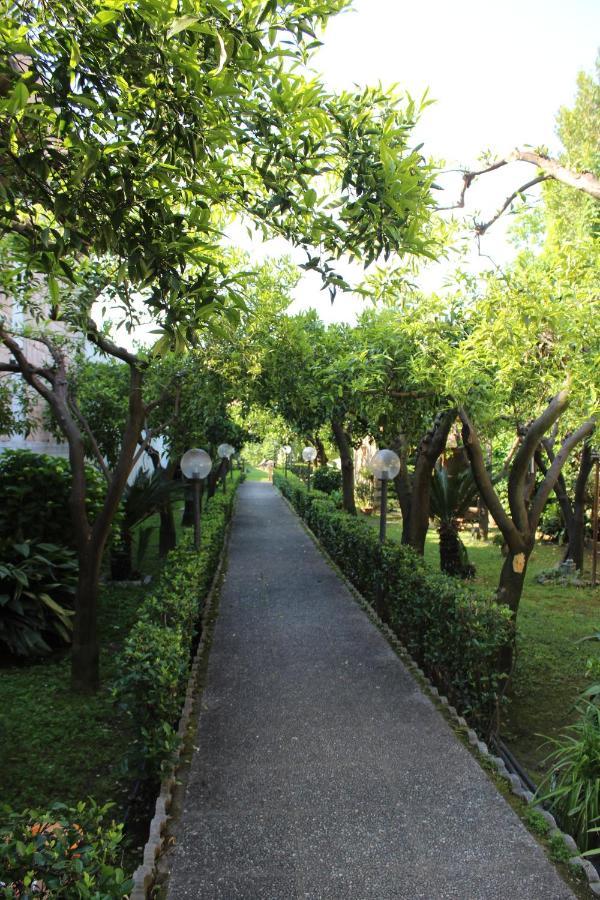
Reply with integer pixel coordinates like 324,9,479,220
1,0,439,334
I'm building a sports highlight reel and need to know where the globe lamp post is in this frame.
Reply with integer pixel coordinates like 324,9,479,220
282,444,292,479
217,443,235,491
302,446,317,491
369,449,401,544
181,448,212,551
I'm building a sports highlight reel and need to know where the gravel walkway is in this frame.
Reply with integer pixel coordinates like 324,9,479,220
165,481,574,899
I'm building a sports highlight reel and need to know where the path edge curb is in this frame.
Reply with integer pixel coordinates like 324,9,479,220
276,487,597,897
129,489,239,900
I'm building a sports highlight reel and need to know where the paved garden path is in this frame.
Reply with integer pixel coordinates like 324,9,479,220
166,482,574,899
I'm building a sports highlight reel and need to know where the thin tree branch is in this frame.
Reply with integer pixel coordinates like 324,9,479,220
529,419,596,530
459,406,521,548
438,149,600,231
85,319,144,368
67,396,111,483
475,175,549,235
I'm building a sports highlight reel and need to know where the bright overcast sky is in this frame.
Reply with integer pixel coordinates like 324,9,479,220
231,0,600,323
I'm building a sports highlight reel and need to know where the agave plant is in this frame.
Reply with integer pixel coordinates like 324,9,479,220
429,464,478,578
536,703,600,852
0,540,78,656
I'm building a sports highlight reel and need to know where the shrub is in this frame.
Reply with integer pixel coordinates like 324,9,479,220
114,483,238,780
312,466,342,494
536,703,600,852
276,472,512,730
0,540,78,657
0,800,132,899
0,450,106,550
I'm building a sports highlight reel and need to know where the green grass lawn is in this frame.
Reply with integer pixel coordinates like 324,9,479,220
0,501,193,815
0,480,240,819
0,582,144,813
362,510,600,782
245,465,270,482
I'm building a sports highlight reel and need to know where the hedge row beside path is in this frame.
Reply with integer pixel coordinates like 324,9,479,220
0,477,241,899
275,473,512,731
115,476,241,781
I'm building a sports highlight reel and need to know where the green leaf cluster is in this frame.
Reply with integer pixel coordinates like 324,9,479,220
0,800,131,899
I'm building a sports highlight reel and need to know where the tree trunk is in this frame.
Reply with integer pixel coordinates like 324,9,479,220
407,409,456,554
496,547,531,613
110,528,134,580
159,503,176,557
563,443,593,571
314,436,328,467
390,435,412,544
477,496,489,540
71,538,104,693
206,458,227,500
331,419,356,515
438,520,465,576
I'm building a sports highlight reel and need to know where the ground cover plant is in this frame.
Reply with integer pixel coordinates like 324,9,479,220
0,475,240,890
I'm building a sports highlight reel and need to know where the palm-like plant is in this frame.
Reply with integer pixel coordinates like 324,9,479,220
430,464,478,578
110,469,182,579
536,703,600,852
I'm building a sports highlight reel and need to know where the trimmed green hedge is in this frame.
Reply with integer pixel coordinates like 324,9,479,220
275,473,512,730
114,478,240,779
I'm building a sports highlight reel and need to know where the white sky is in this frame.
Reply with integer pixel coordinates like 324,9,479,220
229,0,600,324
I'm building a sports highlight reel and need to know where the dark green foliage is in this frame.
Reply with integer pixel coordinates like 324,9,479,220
111,468,183,579
0,540,78,657
0,450,106,549
312,466,342,494
276,473,512,729
0,800,132,898
114,481,239,779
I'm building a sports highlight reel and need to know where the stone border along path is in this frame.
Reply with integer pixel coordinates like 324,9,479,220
163,481,577,899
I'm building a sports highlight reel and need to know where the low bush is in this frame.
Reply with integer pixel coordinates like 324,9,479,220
114,483,239,780
0,450,107,550
276,472,512,730
312,466,342,494
0,540,78,657
0,800,132,899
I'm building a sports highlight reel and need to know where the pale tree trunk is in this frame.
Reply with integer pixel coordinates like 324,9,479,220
460,396,595,682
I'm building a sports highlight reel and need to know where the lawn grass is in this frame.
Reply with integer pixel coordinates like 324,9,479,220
0,582,143,813
245,465,270,482
0,500,193,815
362,510,600,782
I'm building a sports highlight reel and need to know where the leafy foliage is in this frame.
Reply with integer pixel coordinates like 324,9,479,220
276,473,512,729
312,466,342,494
0,800,131,899
0,450,106,549
0,539,78,657
114,478,240,778
536,703,600,852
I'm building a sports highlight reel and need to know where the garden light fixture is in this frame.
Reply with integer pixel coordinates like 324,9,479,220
302,446,317,491
369,449,401,544
181,448,212,551
217,443,236,490
282,444,292,478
